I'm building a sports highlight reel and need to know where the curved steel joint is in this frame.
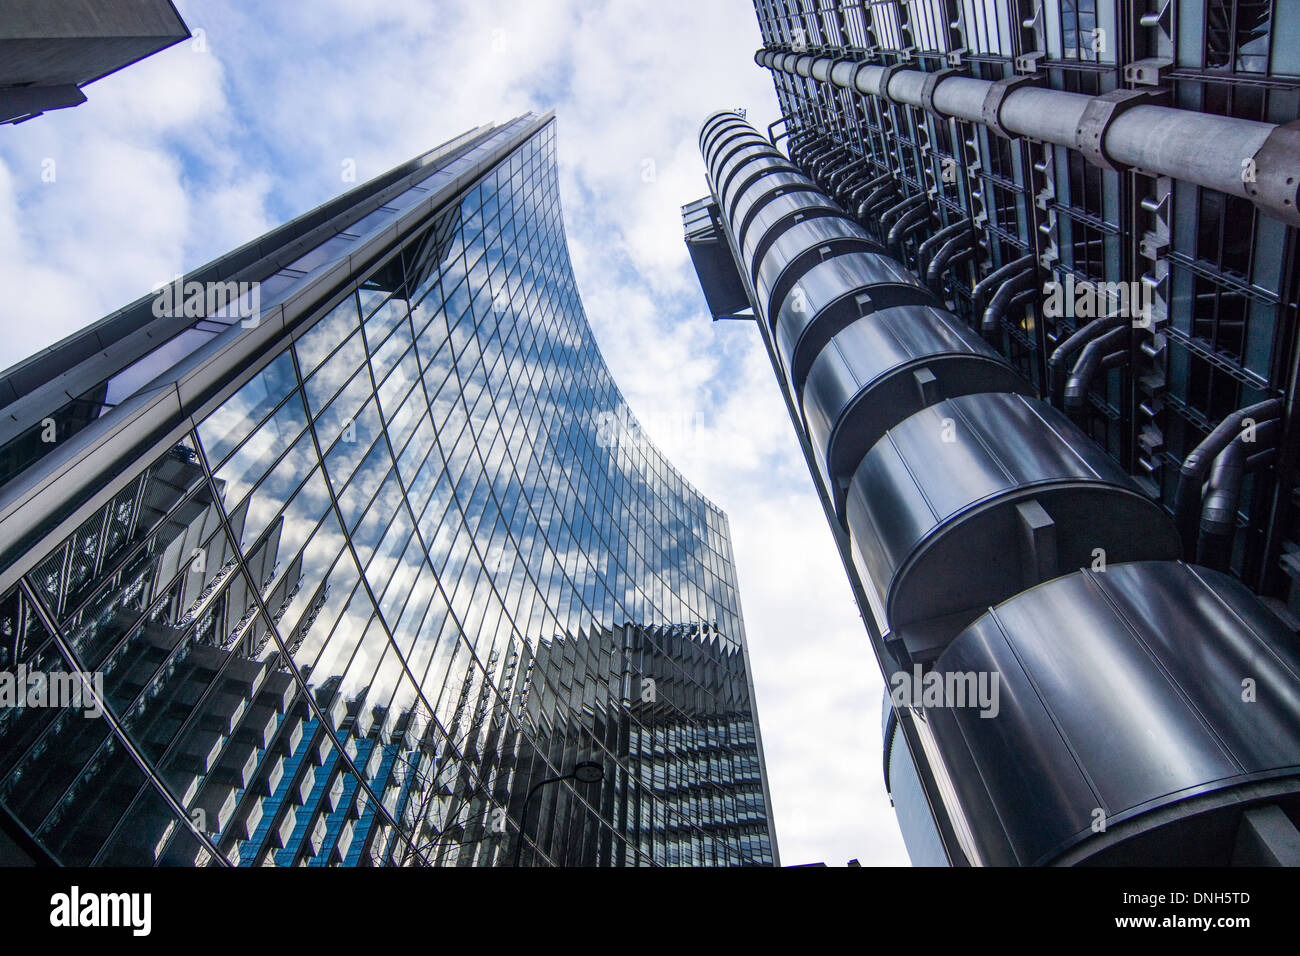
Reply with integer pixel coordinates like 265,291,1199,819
858,181,899,221
1048,313,1130,407
1063,325,1130,415
811,145,850,179
979,260,1038,334
877,192,926,236
1197,418,1283,570
887,202,931,249
828,156,871,194
925,226,976,289
917,219,971,278
848,170,892,200
1172,397,1283,556
971,254,1035,317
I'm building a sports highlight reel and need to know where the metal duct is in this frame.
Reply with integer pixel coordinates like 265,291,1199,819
926,561,1300,865
757,47,1300,228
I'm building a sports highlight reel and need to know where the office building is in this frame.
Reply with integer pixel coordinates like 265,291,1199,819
687,0,1300,865
1,0,190,126
0,112,777,866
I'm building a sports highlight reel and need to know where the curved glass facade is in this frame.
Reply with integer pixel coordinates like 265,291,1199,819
0,115,776,867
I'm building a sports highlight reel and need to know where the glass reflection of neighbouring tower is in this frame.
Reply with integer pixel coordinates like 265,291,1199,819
0,113,777,867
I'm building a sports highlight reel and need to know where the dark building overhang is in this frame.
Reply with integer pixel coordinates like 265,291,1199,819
682,197,753,321
0,0,191,125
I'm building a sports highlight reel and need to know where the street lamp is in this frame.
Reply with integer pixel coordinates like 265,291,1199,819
511,760,605,867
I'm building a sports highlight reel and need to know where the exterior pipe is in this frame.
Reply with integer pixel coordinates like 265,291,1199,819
1048,314,1130,407
859,182,898,221
813,148,849,179
845,170,892,206
917,219,971,277
828,157,872,194
972,254,1035,318
1063,325,1130,416
1198,418,1282,571
925,228,975,289
757,46,1300,228
917,218,969,269
980,262,1038,334
1172,398,1283,556
802,139,837,166
876,193,926,236
788,127,819,151
887,202,931,249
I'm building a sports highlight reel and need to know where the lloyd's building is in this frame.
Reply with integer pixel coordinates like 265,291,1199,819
0,112,777,867
687,0,1300,866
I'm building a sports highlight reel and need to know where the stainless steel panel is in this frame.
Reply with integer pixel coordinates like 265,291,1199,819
843,392,1180,633
927,561,1300,864
741,190,843,265
800,305,1029,504
722,158,804,221
771,251,924,369
707,129,768,174
753,217,879,321
713,140,778,195
717,145,785,209
731,173,819,247
700,113,746,151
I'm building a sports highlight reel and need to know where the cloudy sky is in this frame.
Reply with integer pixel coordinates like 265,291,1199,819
0,0,907,866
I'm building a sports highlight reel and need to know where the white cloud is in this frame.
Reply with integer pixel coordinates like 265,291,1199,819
0,0,909,867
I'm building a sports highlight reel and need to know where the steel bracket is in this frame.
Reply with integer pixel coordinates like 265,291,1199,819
1246,119,1300,229
980,74,1041,139
1075,88,1165,171
920,68,962,118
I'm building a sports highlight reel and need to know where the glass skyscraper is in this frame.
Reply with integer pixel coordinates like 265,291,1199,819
0,112,777,867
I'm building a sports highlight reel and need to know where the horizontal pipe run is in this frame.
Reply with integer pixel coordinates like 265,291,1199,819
757,48,1300,227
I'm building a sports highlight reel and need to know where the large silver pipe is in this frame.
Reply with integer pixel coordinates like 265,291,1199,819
757,48,1300,227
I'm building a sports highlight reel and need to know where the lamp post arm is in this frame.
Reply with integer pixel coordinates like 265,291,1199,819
512,772,575,867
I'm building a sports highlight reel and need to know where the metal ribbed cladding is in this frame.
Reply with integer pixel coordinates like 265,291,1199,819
802,306,1030,518
706,134,766,179
700,111,743,148
732,174,821,252
843,392,1180,643
752,216,886,322
707,128,769,173
740,190,844,268
701,113,749,150
712,145,776,192
722,158,805,221
770,252,940,394
714,142,783,202
927,560,1300,866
